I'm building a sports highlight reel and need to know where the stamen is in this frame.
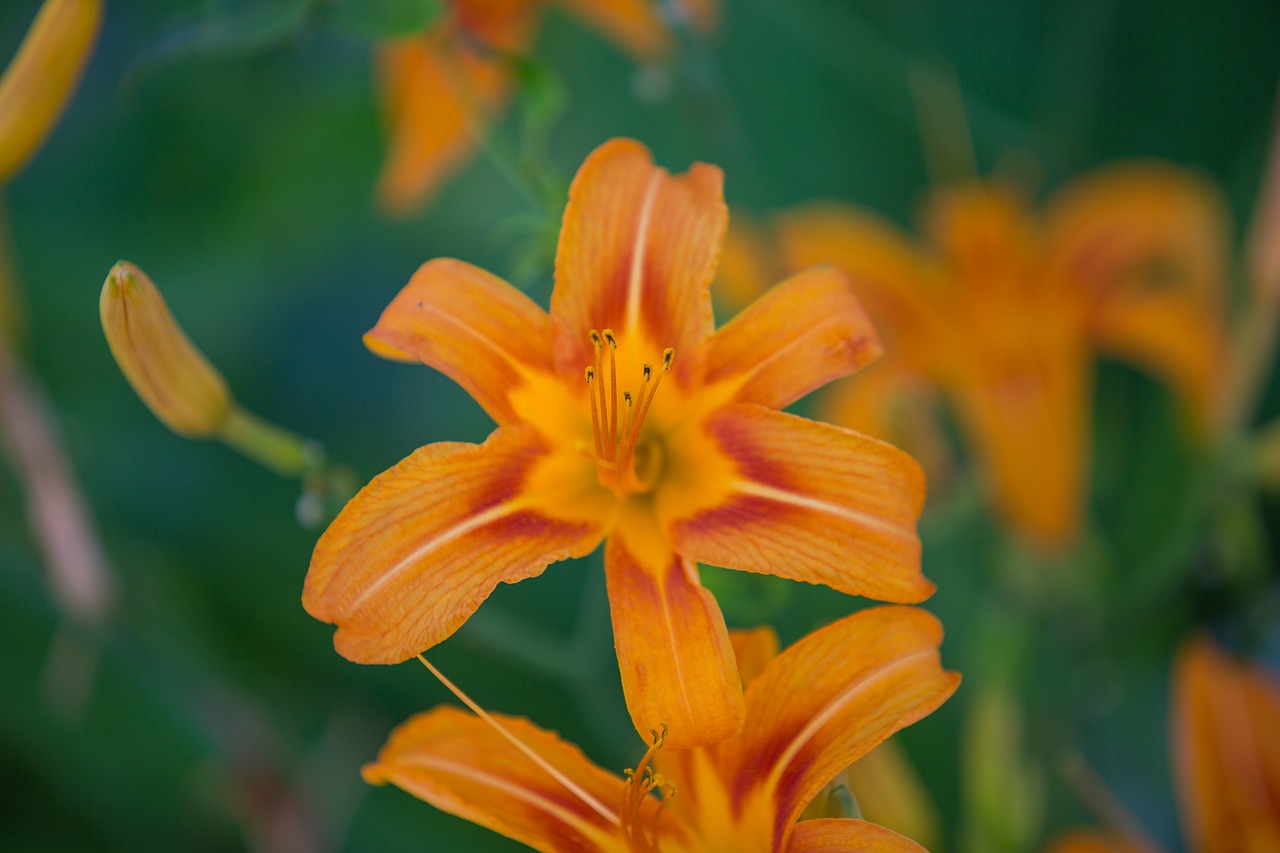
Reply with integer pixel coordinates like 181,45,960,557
620,725,672,852
590,330,608,461
618,348,673,478
603,329,618,456
415,654,620,828
585,367,603,458
580,332,673,493
621,391,634,454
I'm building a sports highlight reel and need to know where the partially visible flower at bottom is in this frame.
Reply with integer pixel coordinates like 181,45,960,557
363,606,959,852
1045,636,1280,853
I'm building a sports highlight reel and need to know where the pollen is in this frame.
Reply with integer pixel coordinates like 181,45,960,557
584,329,673,494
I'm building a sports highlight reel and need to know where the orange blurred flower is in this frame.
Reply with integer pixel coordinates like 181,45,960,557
375,0,715,214
364,606,960,852
721,167,1228,548
1046,636,1280,853
304,138,932,750
0,0,100,185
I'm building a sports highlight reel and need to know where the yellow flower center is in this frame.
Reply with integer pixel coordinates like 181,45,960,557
584,328,673,497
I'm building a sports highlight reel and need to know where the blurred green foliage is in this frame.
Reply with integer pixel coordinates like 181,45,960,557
2,0,1280,850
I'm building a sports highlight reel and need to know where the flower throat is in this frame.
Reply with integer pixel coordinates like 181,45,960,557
584,329,673,496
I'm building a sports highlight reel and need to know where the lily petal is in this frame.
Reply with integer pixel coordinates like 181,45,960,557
950,318,1090,548
303,426,606,664
729,606,959,852
1043,163,1227,308
551,138,726,384
730,626,780,690
1172,636,1280,853
663,404,932,604
604,517,744,751
786,818,928,853
773,204,948,376
364,258,555,425
702,266,884,410
364,706,631,853
1090,286,1223,432
374,33,510,215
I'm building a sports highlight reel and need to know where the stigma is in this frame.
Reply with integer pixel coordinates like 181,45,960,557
584,329,673,495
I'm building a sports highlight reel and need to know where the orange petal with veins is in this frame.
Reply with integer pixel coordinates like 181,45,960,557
551,138,726,384
786,818,928,853
729,606,959,851
364,258,555,426
604,520,744,751
365,706,636,853
303,426,606,664
773,204,947,377
703,266,884,410
663,404,932,604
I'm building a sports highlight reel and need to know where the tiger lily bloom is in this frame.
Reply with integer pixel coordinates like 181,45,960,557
375,0,715,213
1045,635,1280,853
364,605,960,852
304,138,932,750
721,168,1227,547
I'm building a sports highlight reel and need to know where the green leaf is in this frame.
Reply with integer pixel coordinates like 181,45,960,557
323,0,445,39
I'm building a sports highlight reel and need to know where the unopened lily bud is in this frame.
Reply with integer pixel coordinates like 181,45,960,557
100,261,231,438
0,0,102,184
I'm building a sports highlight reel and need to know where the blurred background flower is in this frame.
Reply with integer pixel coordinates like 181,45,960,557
3,0,1280,851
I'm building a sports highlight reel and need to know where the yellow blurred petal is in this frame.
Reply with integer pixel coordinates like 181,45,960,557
1091,287,1224,432
730,606,960,851
365,706,634,853
363,258,556,425
714,214,781,318
1172,636,1280,853
604,520,744,752
373,31,512,215
841,737,942,852
1043,163,1227,308
729,626,780,690
703,265,884,410
99,261,231,438
950,312,1090,547
303,426,607,664
663,404,933,604
786,818,929,853
0,0,101,184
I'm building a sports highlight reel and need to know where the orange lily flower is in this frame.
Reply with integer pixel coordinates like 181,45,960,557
304,138,932,750
1045,635,1280,853
375,0,715,213
364,605,960,852
722,168,1227,547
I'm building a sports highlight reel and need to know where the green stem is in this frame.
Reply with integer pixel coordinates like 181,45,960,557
217,405,321,477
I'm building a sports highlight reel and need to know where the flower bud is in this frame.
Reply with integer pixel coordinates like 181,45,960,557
100,261,231,438
0,0,102,183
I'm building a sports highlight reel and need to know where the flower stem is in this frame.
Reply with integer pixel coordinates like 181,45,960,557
217,405,323,477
